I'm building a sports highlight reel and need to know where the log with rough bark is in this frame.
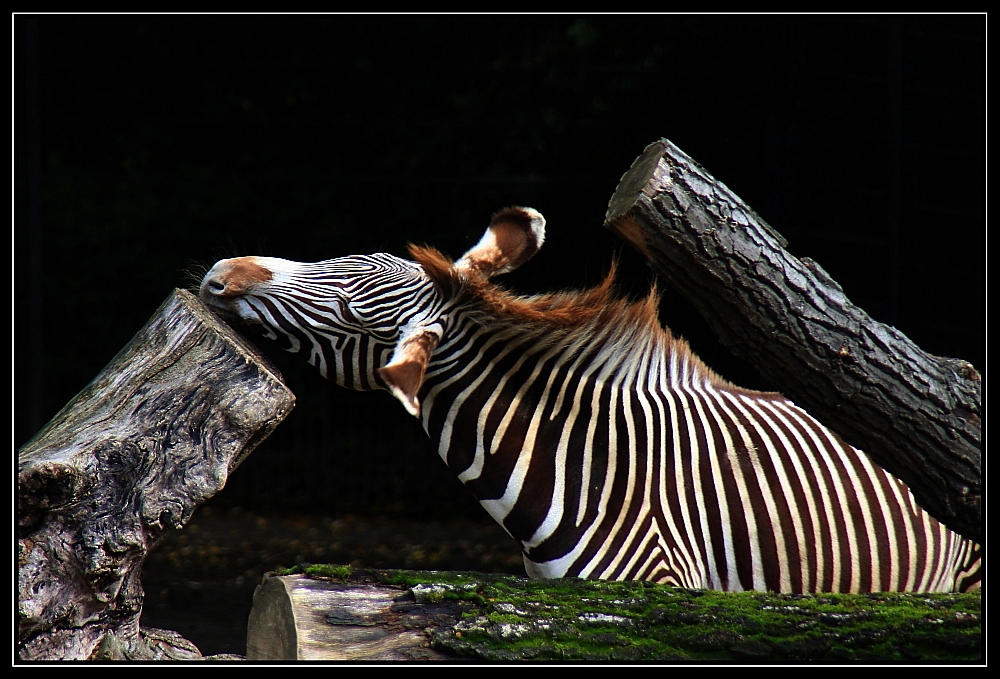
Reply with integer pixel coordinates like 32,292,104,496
246,566,982,662
604,139,981,544
17,289,295,661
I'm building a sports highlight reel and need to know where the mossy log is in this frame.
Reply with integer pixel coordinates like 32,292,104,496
17,289,295,661
249,566,981,662
605,139,981,544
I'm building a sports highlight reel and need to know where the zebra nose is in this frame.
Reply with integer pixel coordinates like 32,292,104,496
200,257,273,300
199,268,240,300
204,277,227,295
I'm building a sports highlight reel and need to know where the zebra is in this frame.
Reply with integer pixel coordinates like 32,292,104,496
199,207,981,593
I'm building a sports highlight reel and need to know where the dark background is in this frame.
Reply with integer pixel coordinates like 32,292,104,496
15,14,984,656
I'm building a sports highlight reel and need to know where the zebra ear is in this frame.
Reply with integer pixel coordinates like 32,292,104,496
455,207,546,279
378,324,442,417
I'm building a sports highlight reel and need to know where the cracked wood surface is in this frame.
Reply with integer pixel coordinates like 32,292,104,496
18,289,295,660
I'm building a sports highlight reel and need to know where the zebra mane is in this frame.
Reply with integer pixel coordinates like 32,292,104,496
408,243,743,393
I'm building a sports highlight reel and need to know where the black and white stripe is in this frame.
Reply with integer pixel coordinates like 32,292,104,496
209,254,449,390
414,301,979,593
200,230,980,594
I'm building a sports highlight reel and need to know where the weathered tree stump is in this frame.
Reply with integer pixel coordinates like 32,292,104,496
605,139,981,544
17,289,295,661
247,567,982,662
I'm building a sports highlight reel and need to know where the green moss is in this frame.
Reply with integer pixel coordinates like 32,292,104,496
275,563,353,579
285,564,981,662
305,564,354,579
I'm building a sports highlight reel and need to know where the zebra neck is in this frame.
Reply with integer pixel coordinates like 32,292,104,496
415,311,716,544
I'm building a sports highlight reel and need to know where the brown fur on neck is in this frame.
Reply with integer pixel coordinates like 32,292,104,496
410,243,634,330
407,243,750,394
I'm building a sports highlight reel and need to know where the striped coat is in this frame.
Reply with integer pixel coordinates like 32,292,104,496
200,207,981,593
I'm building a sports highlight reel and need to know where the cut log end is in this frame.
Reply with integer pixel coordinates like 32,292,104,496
247,574,455,661
605,139,667,225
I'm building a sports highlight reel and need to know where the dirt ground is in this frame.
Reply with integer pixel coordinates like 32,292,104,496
138,506,526,657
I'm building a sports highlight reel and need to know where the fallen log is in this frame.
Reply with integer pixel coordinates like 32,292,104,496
247,566,982,662
247,572,456,661
17,289,295,661
605,139,981,544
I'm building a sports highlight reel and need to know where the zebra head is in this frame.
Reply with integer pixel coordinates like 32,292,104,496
199,207,546,416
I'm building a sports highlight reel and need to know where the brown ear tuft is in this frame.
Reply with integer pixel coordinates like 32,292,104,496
379,360,426,417
377,326,441,416
455,207,546,279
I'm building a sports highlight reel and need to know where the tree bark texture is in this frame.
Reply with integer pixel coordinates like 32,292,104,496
17,289,295,660
605,139,981,544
